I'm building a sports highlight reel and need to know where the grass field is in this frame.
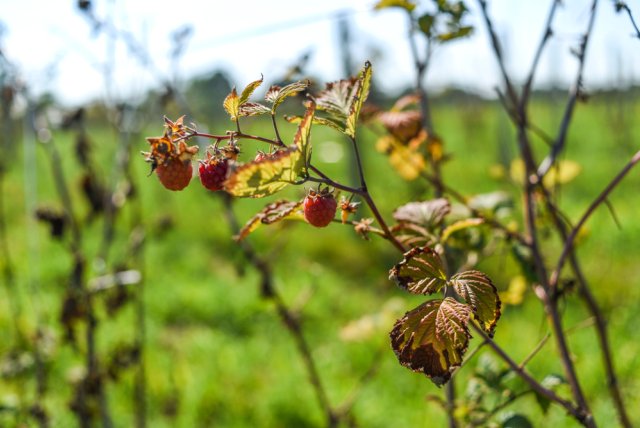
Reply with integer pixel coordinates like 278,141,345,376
1,92,639,427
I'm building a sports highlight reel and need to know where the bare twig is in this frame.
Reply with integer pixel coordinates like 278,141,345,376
550,150,640,287
613,1,640,38
537,0,599,177
521,0,561,106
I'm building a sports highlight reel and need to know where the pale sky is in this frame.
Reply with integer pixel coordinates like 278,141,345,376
2,0,639,106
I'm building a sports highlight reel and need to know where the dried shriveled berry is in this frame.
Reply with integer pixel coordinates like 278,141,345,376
304,188,337,228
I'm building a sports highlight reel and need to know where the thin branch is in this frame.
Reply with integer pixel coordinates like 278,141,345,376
614,2,640,38
537,0,599,177
550,150,640,287
521,0,561,106
477,0,519,107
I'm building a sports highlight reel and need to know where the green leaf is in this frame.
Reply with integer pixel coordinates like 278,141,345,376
345,61,372,138
265,80,310,112
390,297,472,385
449,270,501,335
393,199,451,229
293,102,315,171
374,0,416,12
235,199,304,241
238,102,271,117
239,76,264,105
223,87,240,121
441,218,484,242
418,13,435,37
389,246,447,294
224,147,302,198
500,413,533,428
437,25,473,42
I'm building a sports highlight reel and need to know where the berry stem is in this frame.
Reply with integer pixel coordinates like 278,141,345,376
271,113,284,145
179,131,283,147
307,166,407,253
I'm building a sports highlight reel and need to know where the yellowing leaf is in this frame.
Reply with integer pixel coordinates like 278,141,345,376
543,160,582,187
389,246,447,295
239,76,263,105
224,147,303,198
235,200,304,241
345,61,372,138
377,134,427,180
390,297,472,385
374,0,416,12
441,218,484,242
223,87,240,121
449,270,501,336
293,102,315,170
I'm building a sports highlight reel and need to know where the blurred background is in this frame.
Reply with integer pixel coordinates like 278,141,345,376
1,0,639,427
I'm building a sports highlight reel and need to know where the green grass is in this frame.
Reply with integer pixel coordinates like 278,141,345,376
1,94,639,427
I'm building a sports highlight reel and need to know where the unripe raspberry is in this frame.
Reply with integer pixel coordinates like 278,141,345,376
199,157,229,191
303,189,337,228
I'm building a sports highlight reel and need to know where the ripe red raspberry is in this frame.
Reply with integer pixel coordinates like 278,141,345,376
303,189,337,228
199,157,229,191
156,159,193,191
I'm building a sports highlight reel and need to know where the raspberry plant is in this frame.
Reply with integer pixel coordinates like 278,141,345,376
143,62,502,386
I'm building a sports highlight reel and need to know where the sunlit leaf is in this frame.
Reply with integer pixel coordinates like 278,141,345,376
314,77,358,121
239,102,271,117
449,270,501,335
345,61,372,138
235,200,304,241
376,132,427,180
389,246,447,294
293,102,315,170
224,147,303,198
265,80,310,112
441,218,484,242
394,198,451,229
390,297,472,385
374,0,416,12
239,76,263,105
223,87,240,121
